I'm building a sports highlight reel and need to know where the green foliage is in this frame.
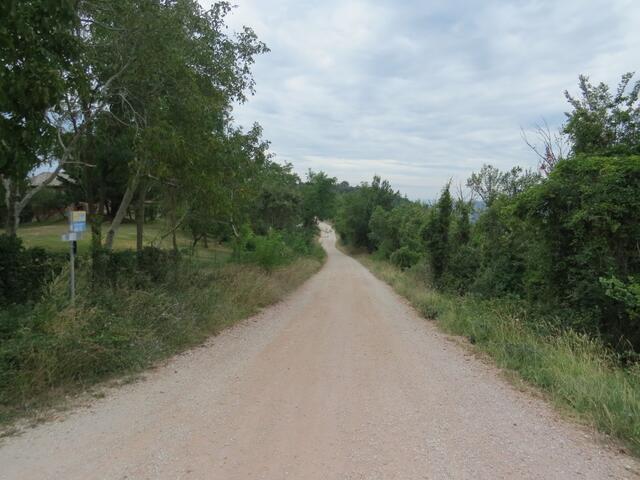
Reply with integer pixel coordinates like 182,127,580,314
250,163,302,234
335,175,402,250
602,277,640,323
422,184,453,283
0,0,79,177
390,246,421,270
468,197,528,298
361,255,640,455
564,73,640,156
251,231,292,272
90,246,179,288
466,164,541,207
0,234,65,306
29,188,68,222
301,170,337,225
335,153,640,352
517,155,640,344
0,253,322,423
232,225,324,272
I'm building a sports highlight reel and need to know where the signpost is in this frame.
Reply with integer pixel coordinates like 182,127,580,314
62,210,86,302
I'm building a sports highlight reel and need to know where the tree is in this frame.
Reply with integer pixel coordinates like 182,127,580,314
301,170,337,226
517,155,640,344
563,73,640,156
0,0,80,234
466,165,503,207
250,162,301,234
60,1,269,250
423,183,452,282
466,164,540,207
335,175,401,250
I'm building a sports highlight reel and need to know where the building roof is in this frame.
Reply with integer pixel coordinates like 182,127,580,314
29,171,72,187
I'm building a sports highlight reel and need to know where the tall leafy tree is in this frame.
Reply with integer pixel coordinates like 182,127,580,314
423,183,452,282
301,170,337,226
0,0,80,234
564,73,640,156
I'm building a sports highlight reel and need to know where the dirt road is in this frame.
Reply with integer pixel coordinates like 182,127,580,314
1,225,638,479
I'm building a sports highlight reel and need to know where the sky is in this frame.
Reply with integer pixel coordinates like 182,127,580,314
200,0,640,200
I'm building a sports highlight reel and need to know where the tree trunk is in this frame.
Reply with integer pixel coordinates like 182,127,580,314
203,234,208,249
135,181,147,253
91,179,106,252
105,169,140,250
169,186,178,253
2,176,16,236
192,234,201,250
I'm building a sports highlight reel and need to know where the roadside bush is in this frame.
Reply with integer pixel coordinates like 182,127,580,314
0,252,324,424
390,246,420,270
518,155,640,347
283,227,326,261
442,244,479,294
360,254,640,455
254,231,292,271
91,246,177,287
137,246,177,283
0,235,66,305
232,224,326,271
233,227,293,271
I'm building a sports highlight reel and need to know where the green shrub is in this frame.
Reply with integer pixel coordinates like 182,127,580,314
517,155,640,347
232,227,293,271
360,254,640,455
253,231,292,271
89,246,179,288
0,235,66,305
137,246,178,283
390,246,420,270
232,225,325,271
0,253,323,424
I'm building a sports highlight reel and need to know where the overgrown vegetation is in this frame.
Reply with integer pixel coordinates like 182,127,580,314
0,235,66,305
0,0,334,426
335,73,640,452
0,253,323,425
359,257,640,455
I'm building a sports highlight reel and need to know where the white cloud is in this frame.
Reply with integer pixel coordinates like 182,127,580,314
200,0,640,199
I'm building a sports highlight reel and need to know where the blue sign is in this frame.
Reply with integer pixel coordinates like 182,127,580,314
71,221,86,232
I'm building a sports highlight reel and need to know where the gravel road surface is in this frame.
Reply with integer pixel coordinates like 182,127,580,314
1,224,638,479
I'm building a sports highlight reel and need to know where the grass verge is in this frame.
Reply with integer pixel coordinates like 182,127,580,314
0,255,323,429
8,220,228,263
356,254,640,456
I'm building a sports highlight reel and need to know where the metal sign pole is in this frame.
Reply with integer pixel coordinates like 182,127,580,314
63,208,85,303
70,238,75,304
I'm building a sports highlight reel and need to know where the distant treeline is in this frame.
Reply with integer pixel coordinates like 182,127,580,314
335,73,640,353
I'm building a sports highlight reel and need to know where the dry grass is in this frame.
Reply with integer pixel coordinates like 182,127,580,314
0,255,323,429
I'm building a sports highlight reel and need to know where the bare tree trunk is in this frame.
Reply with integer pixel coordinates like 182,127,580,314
135,180,147,253
105,168,140,250
168,186,178,253
90,179,106,251
2,176,15,236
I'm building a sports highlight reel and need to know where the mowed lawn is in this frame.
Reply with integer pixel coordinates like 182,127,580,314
11,220,230,264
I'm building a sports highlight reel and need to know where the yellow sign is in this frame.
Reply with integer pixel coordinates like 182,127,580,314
71,211,86,222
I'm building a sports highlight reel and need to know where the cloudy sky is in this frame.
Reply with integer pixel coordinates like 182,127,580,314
201,0,639,200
